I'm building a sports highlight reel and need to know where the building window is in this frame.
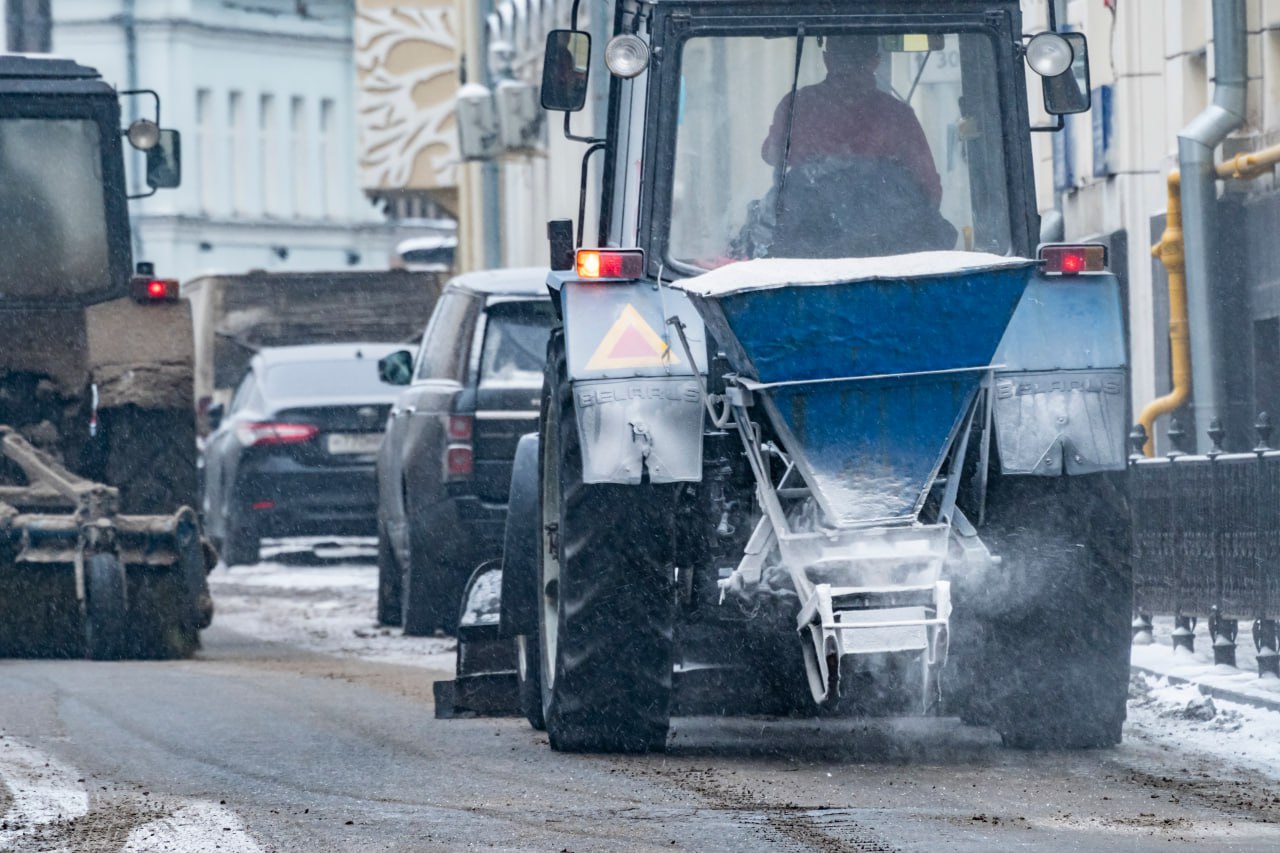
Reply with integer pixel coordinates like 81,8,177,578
228,90,245,215
291,96,307,216
319,97,336,219
194,88,215,213
260,94,277,216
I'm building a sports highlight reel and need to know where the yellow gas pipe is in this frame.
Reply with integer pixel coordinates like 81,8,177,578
1139,171,1190,456
1139,143,1280,456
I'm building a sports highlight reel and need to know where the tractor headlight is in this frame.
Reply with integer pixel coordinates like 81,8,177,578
1025,32,1074,77
605,34,649,79
126,118,161,151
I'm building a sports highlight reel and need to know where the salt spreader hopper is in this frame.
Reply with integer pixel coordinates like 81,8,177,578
672,252,1037,706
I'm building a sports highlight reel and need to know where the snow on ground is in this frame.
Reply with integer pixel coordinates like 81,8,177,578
208,545,1280,776
1127,615,1280,780
208,537,456,673
1131,615,1280,707
1127,670,1280,780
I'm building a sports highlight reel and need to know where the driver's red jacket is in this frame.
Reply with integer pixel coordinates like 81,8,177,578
761,69,943,206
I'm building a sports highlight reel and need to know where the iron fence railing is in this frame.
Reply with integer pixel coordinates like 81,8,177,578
1129,416,1280,676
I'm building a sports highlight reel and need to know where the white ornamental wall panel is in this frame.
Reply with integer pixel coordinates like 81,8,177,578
356,4,460,190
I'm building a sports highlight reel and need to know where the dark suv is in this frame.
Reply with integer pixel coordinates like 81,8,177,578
376,268,551,634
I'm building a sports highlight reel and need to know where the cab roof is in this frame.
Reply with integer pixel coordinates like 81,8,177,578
0,54,100,79
252,343,403,367
446,267,549,297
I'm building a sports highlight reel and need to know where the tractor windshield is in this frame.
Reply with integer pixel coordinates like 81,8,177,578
668,32,1014,270
0,118,112,298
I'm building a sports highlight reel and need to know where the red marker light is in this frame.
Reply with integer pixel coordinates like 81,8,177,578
251,500,275,510
576,249,645,280
130,275,179,302
1039,244,1107,275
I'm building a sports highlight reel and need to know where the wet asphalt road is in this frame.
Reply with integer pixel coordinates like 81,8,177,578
4,613,1280,849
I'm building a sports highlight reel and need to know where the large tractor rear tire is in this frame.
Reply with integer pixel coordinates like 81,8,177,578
97,407,198,515
957,472,1131,749
538,333,675,753
83,552,129,660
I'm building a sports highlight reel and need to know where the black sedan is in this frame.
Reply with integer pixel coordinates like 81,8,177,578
202,343,403,566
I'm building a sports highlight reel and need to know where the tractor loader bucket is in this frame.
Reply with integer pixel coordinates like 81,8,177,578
0,428,211,659
673,252,1036,707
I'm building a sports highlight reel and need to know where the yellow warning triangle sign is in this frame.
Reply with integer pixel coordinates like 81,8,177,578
585,304,679,370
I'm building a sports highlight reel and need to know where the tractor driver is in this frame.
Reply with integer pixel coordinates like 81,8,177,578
746,35,955,258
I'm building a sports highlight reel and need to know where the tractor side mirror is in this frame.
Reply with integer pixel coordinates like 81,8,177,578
146,129,182,189
541,30,590,112
378,350,414,386
1033,32,1091,115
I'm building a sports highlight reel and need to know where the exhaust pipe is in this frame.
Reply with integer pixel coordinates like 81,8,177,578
1179,0,1247,451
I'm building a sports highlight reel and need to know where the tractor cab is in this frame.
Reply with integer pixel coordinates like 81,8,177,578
0,54,181,307
541,0,1090,273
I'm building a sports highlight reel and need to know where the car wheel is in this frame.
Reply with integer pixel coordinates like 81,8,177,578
221,511,260,567
377,523,403,626
401,517,460,636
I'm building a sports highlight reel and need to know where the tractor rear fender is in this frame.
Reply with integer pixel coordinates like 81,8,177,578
990,271,1128,475
86,297,195,411
499,432,540,638
558,279,707,485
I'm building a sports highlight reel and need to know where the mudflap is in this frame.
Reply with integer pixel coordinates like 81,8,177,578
435,561,521,719
560,281,708,486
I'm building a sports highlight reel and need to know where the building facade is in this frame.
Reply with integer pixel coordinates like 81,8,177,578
43,0,396,280
354,0,459,262
1032,0,1280,452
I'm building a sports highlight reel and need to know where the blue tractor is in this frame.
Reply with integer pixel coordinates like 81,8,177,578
497,0,1130,752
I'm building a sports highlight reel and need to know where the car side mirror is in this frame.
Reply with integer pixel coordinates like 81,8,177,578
541,30,590,112
378,350,414,386
1040,32,1091,115
146,129,182,189
206,401,225,430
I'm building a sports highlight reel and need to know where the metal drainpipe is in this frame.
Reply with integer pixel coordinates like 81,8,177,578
1178,0,1247,452
122,0,144,260
477,0,502,269
587,0,610,245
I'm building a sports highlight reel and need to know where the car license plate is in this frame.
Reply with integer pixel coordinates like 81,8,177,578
327,433,382,455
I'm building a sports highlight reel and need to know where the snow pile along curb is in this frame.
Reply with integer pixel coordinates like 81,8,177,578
1131,616,1280,714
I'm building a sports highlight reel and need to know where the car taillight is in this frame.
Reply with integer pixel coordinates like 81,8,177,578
576,248,645,280
1039,243,1107,275
446,445,473,478
236,422,318,447
444,413,473,480
447,414,473,441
